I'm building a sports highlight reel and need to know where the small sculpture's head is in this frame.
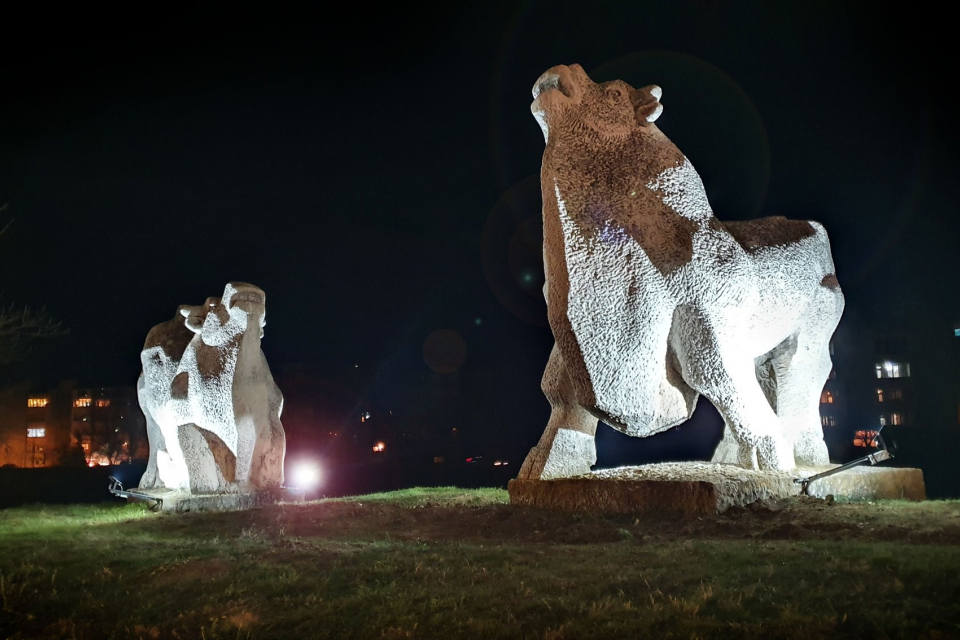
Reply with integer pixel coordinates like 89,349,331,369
531,63,663,143
182,282,267,346
180,303,210,334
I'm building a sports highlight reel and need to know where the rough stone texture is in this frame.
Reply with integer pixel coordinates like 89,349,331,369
520,64,844,479
804,466,926,501
510,476,717,517
137,283,286,495
510,462,926,514
129,486,304,513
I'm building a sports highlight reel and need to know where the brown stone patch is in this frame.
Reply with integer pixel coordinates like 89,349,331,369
821,273,840,290
721,216,817,253
200,429,237,483
143,316,193,361
170,371,189,399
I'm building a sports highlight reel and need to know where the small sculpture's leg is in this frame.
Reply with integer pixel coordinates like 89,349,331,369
518,344,598,480
137,375,164,489
677,314,795,471
249,382,286,489
154,423,192,491
233,417,257,489
179,424,223,493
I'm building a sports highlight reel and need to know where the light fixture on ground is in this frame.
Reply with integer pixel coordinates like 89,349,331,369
290,462,321,490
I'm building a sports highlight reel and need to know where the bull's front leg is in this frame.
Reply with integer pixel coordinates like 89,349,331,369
518,344,598,480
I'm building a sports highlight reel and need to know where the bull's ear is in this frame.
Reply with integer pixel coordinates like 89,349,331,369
630,84,663,124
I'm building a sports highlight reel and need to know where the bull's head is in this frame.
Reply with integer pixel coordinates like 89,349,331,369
531,63,662,143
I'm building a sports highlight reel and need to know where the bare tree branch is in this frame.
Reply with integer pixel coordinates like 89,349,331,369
0,202,67,364
0,203,11,237
0,303,68,365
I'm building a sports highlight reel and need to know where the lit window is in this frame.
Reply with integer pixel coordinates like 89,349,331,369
95,399,111,408
372,442,386,453
853,430,880,448
876,362,910,379
74,398,91,408
891,412,903,426
820,391,834,404
954,328,960,338
27,398,49,408
879,415,887,426
27,428,45,438
821,415,829,427
876,388,884,403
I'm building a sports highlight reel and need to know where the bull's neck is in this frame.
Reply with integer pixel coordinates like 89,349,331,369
543,134,713,228
541,132,710,275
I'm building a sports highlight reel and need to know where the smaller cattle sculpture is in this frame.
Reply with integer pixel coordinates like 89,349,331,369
518,64,844,480
137,282,285,494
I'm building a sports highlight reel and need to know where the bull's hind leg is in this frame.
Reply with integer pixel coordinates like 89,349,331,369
774,291,843,466
518,344,598,480
712,352,779,464
676,310,795,471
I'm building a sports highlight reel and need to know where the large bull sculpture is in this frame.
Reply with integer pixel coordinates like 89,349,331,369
518,64,844,479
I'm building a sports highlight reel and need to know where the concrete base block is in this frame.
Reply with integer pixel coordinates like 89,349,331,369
508,461,926,515
129,486,304,513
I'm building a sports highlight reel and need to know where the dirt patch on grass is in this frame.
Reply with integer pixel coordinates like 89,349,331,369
149,557,232,587
224,610,257,628
264,495,960,547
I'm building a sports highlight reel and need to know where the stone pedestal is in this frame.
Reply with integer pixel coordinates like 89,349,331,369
128,486,304,513
508,462,925,515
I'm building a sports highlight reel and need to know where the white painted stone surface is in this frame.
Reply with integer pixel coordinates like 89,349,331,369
519,64,844,479
137,283,285,493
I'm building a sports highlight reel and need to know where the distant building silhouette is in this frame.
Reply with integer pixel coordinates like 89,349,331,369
821,317,960,463
0,382,146,468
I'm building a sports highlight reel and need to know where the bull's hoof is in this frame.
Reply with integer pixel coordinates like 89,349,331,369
794,432,830,466
755,435,796,471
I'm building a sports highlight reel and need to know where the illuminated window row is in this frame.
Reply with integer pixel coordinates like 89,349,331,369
853,430,880,448
875,361,910,379
74,398,111,407
27,398,49,408
878,413,904,426
876,388,903,403
27,428,46,438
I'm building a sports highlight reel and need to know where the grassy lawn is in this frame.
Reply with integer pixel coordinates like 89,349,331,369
2,488,960,639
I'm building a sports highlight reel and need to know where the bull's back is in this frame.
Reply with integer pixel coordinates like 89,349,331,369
722,217,840,352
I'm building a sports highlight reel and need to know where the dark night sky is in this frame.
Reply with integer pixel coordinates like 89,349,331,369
1,3,957,461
